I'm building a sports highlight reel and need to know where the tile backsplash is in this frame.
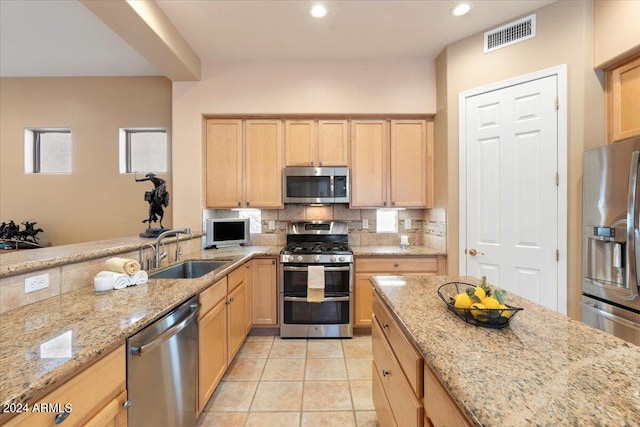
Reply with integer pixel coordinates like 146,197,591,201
204,205,447,250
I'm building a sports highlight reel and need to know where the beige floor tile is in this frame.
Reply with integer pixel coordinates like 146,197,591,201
305,358,348,380
350,380,375,411
236,341,273,359
262,358,306,381
303,381,353,411
196,411,247,427
270,339,308,358
343,339,373,359
301,411,356,427
251,381,304,412
346,358,373,380
307,340,345,358
246,334,276,342
355,411,379,427
207,381,258,412
245,412,301,427
223,358,266,381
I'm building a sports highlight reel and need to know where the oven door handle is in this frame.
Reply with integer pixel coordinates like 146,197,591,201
283,296,350,302
283,266,351,272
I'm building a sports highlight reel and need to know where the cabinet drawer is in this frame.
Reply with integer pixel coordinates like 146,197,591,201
228,265,245,293
373,292,423,397
5,346,126,427
372,320,423,427
372,360,398,427
199,277,227,316
356,257,437,273
424,363,471,427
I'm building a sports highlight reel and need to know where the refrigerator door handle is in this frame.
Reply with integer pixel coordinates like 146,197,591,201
627,151,640,296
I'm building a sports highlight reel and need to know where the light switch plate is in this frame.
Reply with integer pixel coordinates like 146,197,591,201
404,219,412,230
268,220,276,230
362,219,369,229
25,273,49,293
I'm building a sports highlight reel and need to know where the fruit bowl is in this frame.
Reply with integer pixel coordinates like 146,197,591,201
437,281,522,329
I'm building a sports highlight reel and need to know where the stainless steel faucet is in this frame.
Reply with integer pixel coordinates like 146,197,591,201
152,228,192,269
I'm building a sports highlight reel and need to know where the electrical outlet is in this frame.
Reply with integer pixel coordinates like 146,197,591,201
404,219,412,230
268,220,276,231
362,219,369,229
25,273,49,293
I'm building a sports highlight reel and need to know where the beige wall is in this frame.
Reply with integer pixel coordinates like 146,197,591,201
438,0,606,319
593,0,640,68
0,77,173,246
172,59,436,229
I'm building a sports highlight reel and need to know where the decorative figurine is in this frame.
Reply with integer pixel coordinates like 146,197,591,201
136,173,170,238
0,220,44,249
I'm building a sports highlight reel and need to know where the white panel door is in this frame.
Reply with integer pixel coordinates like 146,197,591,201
464,76,559,310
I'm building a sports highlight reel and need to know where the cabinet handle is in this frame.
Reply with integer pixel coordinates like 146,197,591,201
246,201,250,207
226,299,231,305
237,201,241,207
319,161,323,166
381,369,390,377
272,259,276,265
392,201,396,206
382,322,389,328
394,263,399,268
383,201,387,207
54,411,70,424
311,160,314,166
123,400,132,410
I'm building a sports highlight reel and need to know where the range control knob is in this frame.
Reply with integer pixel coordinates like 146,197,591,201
314,255,321,262
339,256,345,262
296,255,303,262
282,255,290,263
330,255,337,262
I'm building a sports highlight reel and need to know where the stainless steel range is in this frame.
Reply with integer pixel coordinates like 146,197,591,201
279,221,353,338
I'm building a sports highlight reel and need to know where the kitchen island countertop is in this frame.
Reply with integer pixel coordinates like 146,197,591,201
371,275,640,426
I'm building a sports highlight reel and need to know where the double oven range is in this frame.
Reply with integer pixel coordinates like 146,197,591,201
279,221,354,338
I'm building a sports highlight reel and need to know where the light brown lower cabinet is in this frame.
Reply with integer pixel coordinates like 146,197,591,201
423,364,472,427
4,345,127,427
198,277,228,415
355,256,444,327
227,277,247,361
251,257,278,326
244,261,253,333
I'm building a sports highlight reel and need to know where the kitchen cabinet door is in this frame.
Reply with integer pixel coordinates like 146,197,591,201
251,258,278,326
355,274,374,327
205,119,243,208
285,120,316,166
227,281,247,361
350,120,388,208
198,298,227,415
245,119,284,208
607,56,640,142
318,120,349,166
244,262,253,333
83,390,128,427
390,119,432,208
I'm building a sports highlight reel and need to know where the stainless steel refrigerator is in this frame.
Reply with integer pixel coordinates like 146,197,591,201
582,136,640,345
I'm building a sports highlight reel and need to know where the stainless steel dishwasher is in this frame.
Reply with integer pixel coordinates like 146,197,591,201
127,296,200,427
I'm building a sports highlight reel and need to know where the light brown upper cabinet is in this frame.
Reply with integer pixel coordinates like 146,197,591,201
206,119,283,208
607,55,640,143
285,119,349,167
350,119,433,208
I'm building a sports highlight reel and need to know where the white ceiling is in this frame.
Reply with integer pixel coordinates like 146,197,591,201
0,0,556,77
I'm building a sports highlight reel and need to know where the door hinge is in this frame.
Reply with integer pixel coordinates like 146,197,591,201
554,97,559,110
555,172,559,186
556,249,560,262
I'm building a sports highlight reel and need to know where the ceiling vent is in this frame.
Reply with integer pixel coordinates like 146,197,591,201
484,14,536,53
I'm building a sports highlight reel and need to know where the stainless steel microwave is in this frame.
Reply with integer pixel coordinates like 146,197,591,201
283,166,350,204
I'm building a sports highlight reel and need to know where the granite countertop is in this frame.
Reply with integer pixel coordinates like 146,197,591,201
351,245,445,257
371,275,640,426
0,245,280,416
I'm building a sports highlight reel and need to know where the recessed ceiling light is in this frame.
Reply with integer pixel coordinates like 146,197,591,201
309,4,328,18
451,3,472,17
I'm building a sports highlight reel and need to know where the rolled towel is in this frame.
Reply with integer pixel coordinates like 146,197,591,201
96,271,131,290
105,257,140,275
130,270,148,286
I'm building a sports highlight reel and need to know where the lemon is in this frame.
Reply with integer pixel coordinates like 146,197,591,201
481,297,501,309
473,286,486,300
453,293,473,309
470,302,486,319
499,304,511,318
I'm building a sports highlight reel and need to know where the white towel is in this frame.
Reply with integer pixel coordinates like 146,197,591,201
96,270,131,290
130,270,148,286
307,265,325,303
105,257,141,275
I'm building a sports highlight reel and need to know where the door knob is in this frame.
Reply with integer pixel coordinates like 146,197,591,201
467,248,484,256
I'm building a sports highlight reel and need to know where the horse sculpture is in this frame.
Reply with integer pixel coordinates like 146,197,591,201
136,173,170,229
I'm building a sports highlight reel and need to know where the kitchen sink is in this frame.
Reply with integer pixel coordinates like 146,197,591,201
148,260,229,279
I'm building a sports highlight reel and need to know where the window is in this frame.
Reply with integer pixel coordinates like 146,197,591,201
376,209,398,233
24,129,72,174
119,128,168,173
